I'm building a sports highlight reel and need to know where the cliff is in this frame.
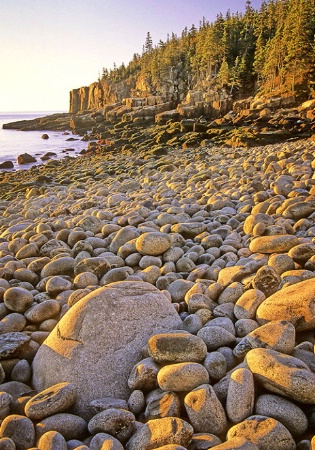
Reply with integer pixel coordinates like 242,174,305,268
69,72,234,123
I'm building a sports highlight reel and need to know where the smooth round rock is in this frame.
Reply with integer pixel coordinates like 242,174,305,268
0,437,16,450
256,279,315,331
35,413,88,441
37,430,67,450
255,393,308,436
0,414,35,450
184,384,228,435
32,281,182,418
0,392,12,420
143,389,181,420
203,351,227,381
88,408,136,443
227,415,296,450
25,382,76,420
148,332,207,363
246,348,315,403
249,235,299,254
135,232,172,256
128,357,160,391
40,256,74,277
0,313,26,334
90,432,124,450
10,359,31,383
157,362,209,391
24,300,60,323
3,287,34,313
197,326,235,351
226,368,255,423
125,417,194,450
233,320,296,358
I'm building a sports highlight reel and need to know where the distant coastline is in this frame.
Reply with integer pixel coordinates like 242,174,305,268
0,111,87,171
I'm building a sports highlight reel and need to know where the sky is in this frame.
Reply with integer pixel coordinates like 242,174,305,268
0,0,264,113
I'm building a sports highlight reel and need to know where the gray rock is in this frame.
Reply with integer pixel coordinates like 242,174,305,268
25,382,76,420
256,279,315,331
90,432,124,450
0,313,26,334
148,332,207,363
90,397,128,415
3,287,34,313
226,368,255,423
227,415,296,450
128,357,160,391
32,281,181,418
158,362,209,391
0,414,35,449
126,417,194,450
0,437,16,450
37,430,67,450
0,333,30,359
35,413,88,441
88,408,136,443
197,326,235,351
246,348,315,403
143,389,180,420
255,394,308,436
184,384,228,435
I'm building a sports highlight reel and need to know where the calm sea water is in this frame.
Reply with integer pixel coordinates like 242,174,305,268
0,112,88,171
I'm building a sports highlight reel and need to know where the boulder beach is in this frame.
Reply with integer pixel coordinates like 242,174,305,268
0,127,314,448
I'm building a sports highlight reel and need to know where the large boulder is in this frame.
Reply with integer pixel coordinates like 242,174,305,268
32,281,182,419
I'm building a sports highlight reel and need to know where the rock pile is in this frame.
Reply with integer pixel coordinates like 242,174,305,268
0,137,315,448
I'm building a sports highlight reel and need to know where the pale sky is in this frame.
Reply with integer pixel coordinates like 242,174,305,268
0,0,263,112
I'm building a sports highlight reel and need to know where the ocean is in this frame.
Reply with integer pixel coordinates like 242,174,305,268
0,112,88,171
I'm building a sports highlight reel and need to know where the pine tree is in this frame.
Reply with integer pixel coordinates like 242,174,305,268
144,32,153,53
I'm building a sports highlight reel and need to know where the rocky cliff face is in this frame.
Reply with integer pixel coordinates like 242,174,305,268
69,73,233,123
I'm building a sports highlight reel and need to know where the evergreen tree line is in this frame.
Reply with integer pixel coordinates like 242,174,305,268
100,0,315,101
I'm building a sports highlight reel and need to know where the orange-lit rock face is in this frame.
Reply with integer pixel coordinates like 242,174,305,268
32,281,182,419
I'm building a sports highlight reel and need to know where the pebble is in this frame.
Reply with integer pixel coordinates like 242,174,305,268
3,287,34,313
197,326,235,351
255,393,308,436
143,389,180,420
88,408,136,443
125,417,194,450
226,368,255,423
246,348,315,403
157,362,209,391
35,413,88,441
0,414,35,450
128,357,160,391
89,432,124,450
227,415,296,450
249,235,299,253
25,382,76,420
37,430,67,450
184,384,228,435
24,299,60,323
136,232,172,256
233,320,296,358
256,279,315,331
148,332,207,363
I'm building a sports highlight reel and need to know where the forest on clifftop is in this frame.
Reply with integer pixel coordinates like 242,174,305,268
99,0,315,102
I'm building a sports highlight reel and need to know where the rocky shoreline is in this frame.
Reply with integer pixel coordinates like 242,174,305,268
2,95,315,173
0,118,315,448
